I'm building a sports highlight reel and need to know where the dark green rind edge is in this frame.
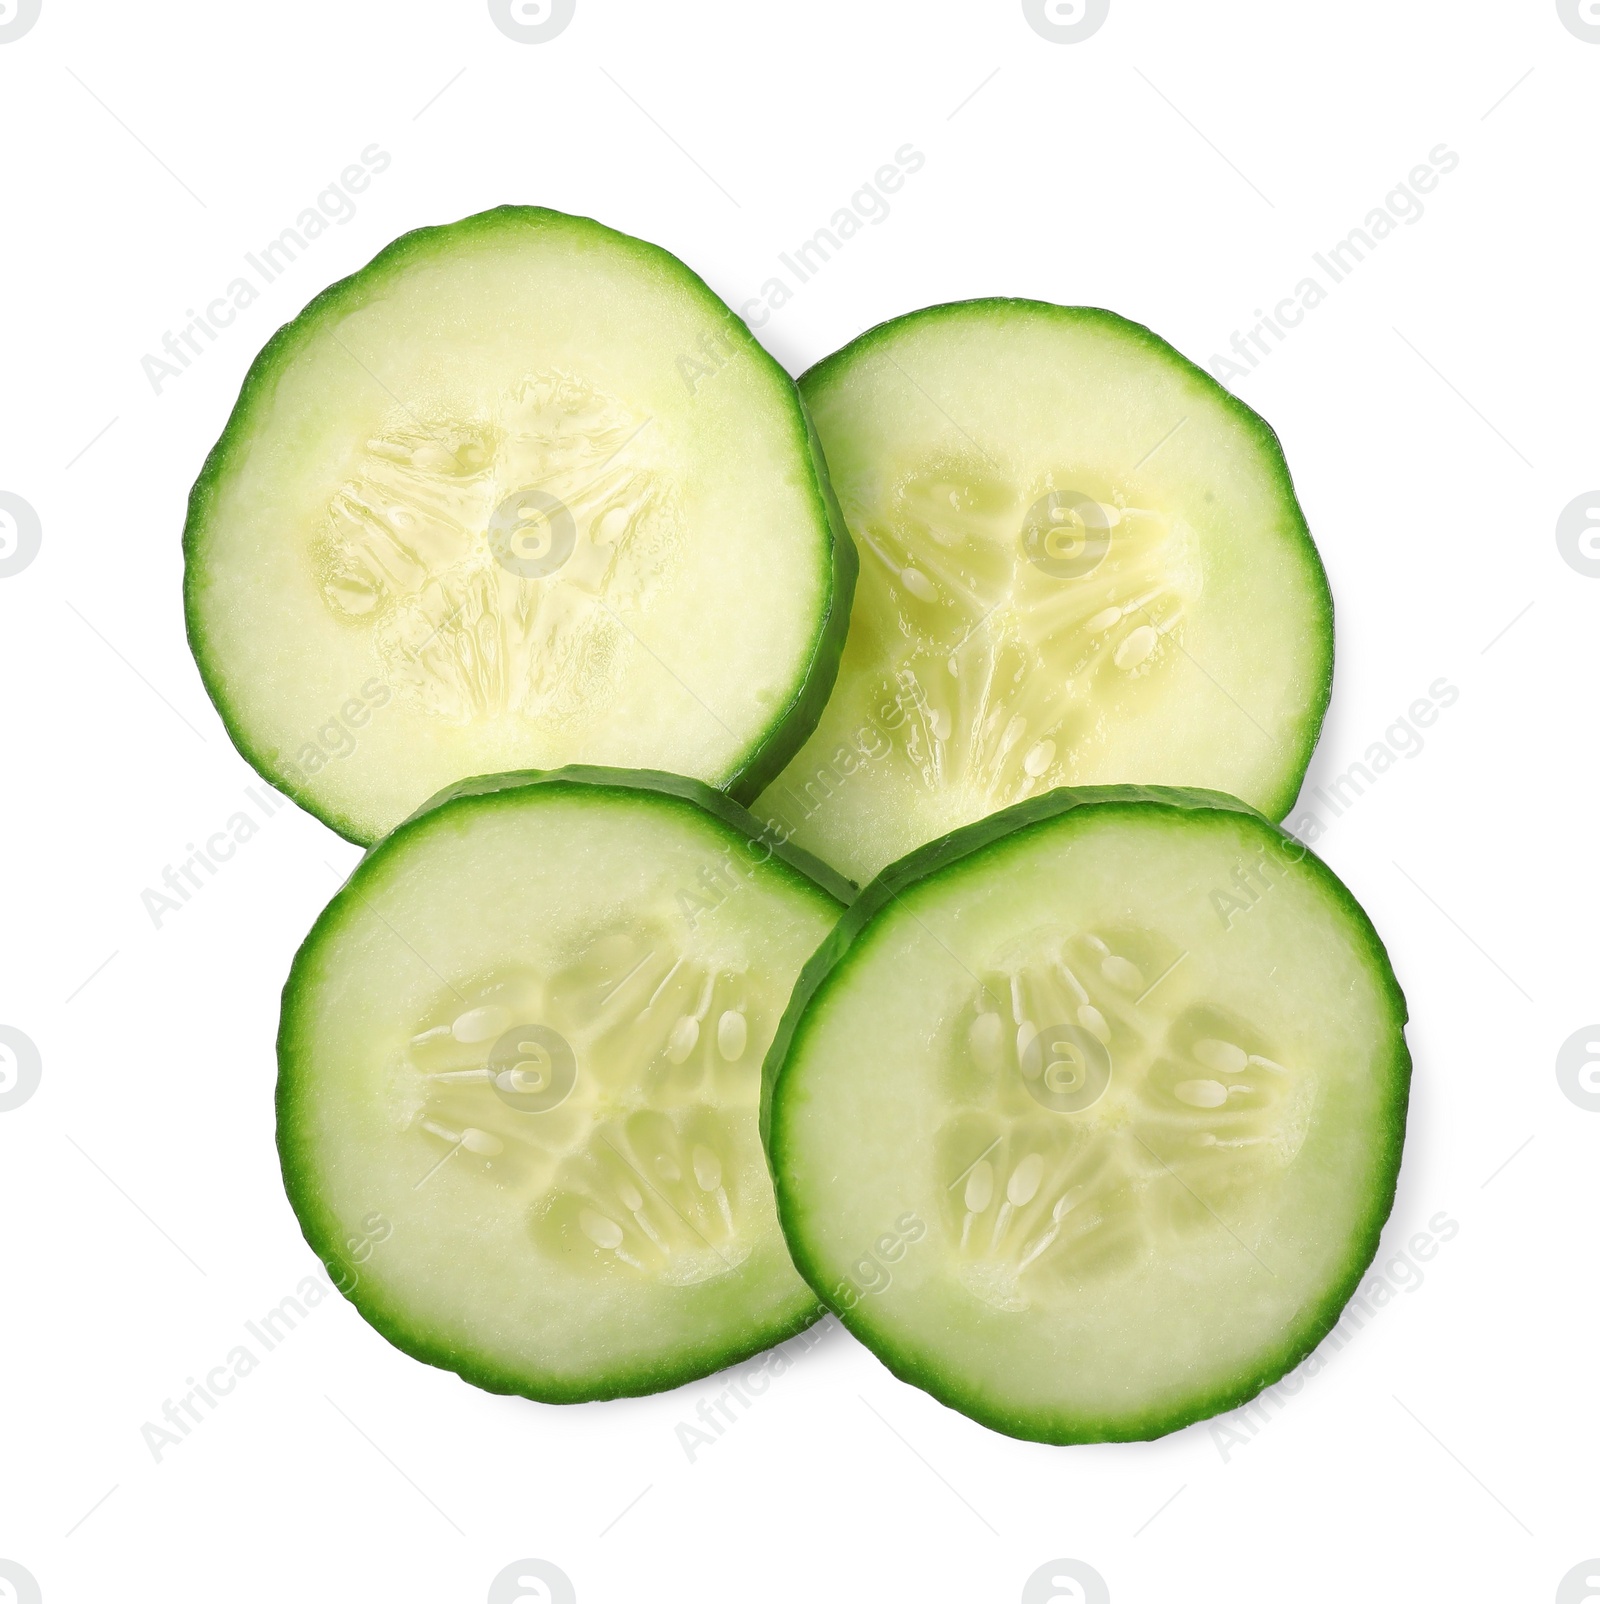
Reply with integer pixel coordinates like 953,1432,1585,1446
797,299,1335,824
723,400,859,805
761,783,1411,1445
185,204,858,846
278,765,849,1404
390,764,857,906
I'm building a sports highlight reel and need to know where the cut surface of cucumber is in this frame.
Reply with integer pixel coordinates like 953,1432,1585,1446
187,206,854,844
279,768,848,1402
764,787,1409,1443
756,301,1331,885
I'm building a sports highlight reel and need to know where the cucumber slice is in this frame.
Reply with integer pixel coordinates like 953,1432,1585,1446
186,207,854,845
278,768,848,1402
756,301,1331,885
764,787,1409,1443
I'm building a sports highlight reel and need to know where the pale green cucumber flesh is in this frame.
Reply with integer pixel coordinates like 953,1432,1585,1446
187,206,854,845
278,768,846,1402
764,787,1409,1443
757,300,1332,886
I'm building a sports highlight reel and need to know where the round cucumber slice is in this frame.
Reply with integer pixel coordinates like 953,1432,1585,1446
278,768,849,1402
186,206,854,845
763,787,1409,1443
756,301,1332,885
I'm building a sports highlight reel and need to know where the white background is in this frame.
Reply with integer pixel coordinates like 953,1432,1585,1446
1,2,1595,1601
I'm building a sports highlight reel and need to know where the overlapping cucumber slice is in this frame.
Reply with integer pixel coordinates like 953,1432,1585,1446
763,787,1409,1443
278,769,848,1401
757,300,1332,885
186,206,854,845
